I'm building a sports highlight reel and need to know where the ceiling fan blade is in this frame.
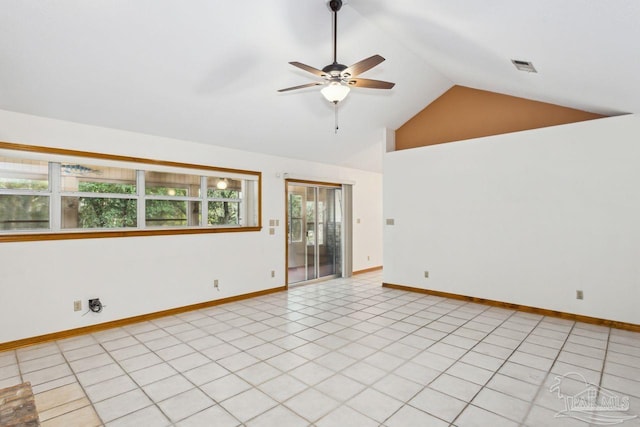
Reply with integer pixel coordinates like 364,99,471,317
289,62,326,77
347,78,395,89
344,54,385,77
278,82,324,92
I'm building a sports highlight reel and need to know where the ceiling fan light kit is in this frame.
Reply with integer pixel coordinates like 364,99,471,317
279,0,395,130
321,82,350,103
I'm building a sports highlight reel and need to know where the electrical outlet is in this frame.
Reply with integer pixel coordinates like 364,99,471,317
424,271,429,279
576,290,584,300
73,300,82,312
271,270,275,278
269,227,275,235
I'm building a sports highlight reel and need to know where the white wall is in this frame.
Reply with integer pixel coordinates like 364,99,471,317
0,110,383,343
384,114,640,324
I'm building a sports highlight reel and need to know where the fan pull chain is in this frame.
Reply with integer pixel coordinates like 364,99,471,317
334,102,339,133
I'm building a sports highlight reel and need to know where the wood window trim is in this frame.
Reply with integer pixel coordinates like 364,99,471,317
0,141,262,242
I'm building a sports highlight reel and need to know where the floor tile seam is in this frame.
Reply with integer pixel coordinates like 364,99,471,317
90,329,134,348
99,336,146,356
93,328,219,424
141,385,223,425
99,363,193,425
448,310,547,426
364,301,514,424
51,339,106,426
524,319,579,422
165,401,242,427
533,324,573,336
13,350,24,385
569,330,610,342
605,344,640,358
0,352,17,366
281,401,337,426
602,360,640,378
599,354,640,370
608,339,640,351
17,356,68,377
599,326,612,391
512,343,565,361
393,401,455,426
314,396,384,426
36,395,93,423
350,294,475,351
563,335,610,350
555,348,607,366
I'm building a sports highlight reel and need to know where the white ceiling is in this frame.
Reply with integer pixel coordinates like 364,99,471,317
1,1,639,172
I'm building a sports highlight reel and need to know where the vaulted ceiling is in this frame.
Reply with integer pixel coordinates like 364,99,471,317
1,1,638,172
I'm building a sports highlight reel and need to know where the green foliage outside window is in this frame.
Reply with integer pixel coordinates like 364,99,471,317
0,194,49,230
0,178,48,191
208,190,239,225
0,179,50,230
74,182,137,228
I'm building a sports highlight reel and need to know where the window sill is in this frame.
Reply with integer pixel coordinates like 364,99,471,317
0,226,262,243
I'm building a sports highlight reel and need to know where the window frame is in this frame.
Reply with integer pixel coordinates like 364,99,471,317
0,142,262,242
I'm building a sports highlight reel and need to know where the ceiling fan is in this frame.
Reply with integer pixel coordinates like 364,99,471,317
278,0,395,105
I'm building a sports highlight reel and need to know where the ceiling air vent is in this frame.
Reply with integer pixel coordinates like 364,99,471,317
511,59,537,73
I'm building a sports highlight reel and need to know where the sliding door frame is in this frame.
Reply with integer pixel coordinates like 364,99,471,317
285,179,351,287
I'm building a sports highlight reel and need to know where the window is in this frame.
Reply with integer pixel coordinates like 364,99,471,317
288,193,303,243
207,177,242,226
0,143,261,241
61,163,137,229
0,156,50,231
145,171,201,227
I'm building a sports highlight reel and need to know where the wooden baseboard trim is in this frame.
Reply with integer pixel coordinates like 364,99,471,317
0,286,287,352
382,283,640,333
353,266,383,275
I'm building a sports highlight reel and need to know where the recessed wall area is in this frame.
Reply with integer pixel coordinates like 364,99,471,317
384,114,640,325
395,85,608,150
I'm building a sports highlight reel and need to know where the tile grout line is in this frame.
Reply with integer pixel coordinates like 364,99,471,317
438,307,547,426
519,319,578,425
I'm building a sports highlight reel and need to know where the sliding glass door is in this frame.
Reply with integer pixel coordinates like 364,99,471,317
287,183,342,284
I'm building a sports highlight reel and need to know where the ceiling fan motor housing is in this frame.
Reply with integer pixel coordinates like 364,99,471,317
329,0,342,12
322,63,348,78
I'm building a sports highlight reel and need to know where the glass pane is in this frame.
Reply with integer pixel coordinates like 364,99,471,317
208,201,239,225
290,218,302,243
62,196,137,229
146,199,191,226
145,171,200,197
289,194,302,218
0,194,50,230
306,186,316,280
318,187,341,278
0,156,48,190
206,177,241,198
245,180,258,227
61,163,136,193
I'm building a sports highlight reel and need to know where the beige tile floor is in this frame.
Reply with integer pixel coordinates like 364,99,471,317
1,271,640,426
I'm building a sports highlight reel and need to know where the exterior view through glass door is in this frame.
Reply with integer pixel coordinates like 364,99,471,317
287,182,342,284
